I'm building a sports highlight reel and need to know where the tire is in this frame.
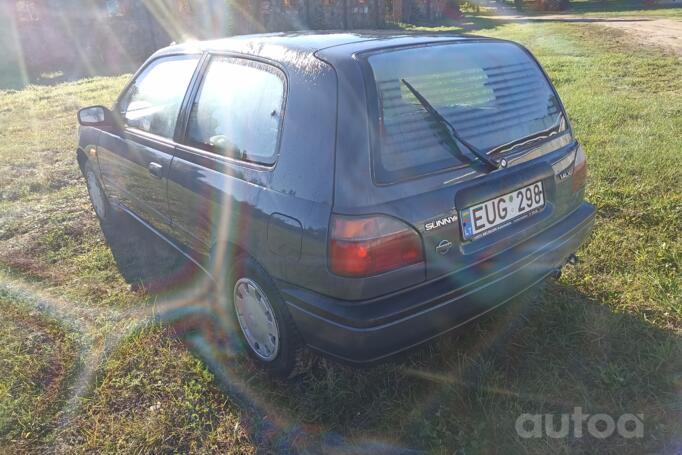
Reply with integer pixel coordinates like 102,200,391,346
83,159,112,223
216,253,303,377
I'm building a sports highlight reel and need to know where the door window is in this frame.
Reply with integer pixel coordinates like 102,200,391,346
119,55,199,139
185,56,285,164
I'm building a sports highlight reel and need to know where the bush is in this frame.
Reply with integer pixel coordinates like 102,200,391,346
536,0,571,10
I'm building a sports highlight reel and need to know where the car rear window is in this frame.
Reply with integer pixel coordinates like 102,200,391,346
366,41,564,183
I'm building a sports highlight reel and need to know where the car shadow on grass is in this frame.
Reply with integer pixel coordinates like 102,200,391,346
99,210,199,295
100,212,682,453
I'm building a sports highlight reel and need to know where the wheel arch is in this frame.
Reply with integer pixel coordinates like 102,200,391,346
76,147,88,173
208,239,257,281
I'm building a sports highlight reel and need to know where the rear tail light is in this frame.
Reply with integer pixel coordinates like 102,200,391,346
572,145,588,192
329,214,424,277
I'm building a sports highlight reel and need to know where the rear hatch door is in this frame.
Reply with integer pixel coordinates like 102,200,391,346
359,39,575,279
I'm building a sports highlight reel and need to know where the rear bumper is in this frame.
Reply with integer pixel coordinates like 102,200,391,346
279,202,596,364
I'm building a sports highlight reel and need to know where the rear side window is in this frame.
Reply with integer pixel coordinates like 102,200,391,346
186,56,285,164
367,42,564,183
119,55,199,139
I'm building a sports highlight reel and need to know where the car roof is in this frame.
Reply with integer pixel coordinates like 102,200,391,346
155,31,500,70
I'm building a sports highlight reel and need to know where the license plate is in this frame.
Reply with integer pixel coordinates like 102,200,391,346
461,181,545,240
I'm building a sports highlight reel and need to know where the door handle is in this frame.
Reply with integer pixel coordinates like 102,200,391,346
148,161,163,178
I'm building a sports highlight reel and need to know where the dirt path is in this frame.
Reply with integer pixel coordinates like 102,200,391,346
492,14,682,55
597,18,682,54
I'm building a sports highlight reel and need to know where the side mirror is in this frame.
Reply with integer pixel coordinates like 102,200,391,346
78,105,114,127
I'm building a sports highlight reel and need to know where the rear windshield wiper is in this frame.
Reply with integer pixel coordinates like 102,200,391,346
490,115,567,156
401,78,505,172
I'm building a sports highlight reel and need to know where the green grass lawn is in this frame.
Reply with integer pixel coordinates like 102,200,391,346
0,18,680,454
558,0,682,17
492,0,682,17
0,296,77,452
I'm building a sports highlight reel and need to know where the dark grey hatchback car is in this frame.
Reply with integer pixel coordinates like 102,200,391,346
77,32,595,376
